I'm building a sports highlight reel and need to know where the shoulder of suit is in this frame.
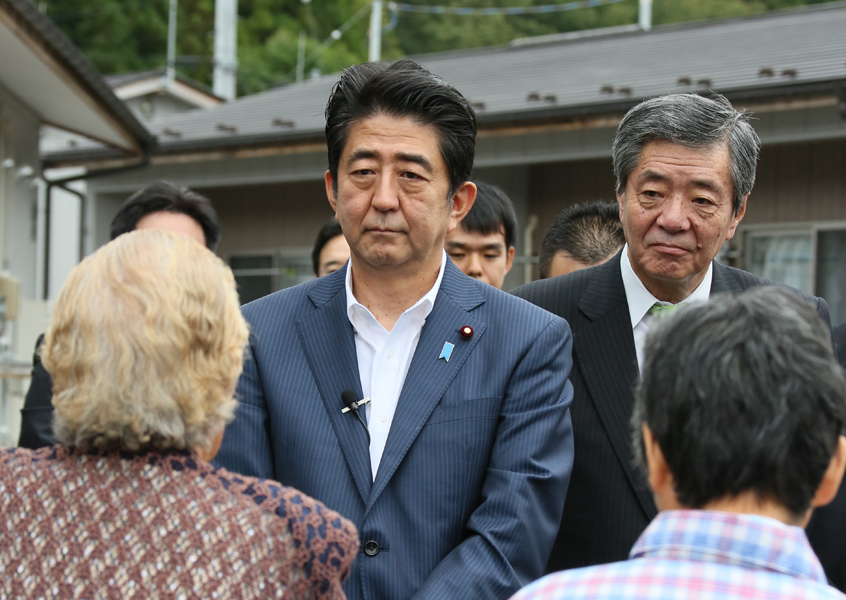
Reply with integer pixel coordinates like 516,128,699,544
241,276,326,322
714,262,821,303
510,263,598,314
457,278,569,333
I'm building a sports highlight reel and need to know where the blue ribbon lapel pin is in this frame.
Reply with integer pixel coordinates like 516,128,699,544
439,342,455,362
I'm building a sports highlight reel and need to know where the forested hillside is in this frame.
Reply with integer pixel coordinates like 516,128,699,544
40,0,838,96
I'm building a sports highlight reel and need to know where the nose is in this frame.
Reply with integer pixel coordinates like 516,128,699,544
466,252,483,278
371,174,399,212
656,195,691,232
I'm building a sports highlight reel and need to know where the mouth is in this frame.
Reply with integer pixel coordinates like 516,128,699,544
366,227,402,235
649,242,691,256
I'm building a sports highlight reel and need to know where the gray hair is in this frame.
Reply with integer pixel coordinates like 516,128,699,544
632,287,846,517
612,94,761,214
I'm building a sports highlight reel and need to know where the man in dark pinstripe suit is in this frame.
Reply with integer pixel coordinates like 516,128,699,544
514,93,846,592
215,59,575,600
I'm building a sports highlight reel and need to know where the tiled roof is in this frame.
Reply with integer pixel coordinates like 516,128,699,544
45,1,846,161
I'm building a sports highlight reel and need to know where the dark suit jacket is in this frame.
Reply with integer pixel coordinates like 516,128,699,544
836,322,846,373
214,260,575,600
513,252,846,591
17,335,57,449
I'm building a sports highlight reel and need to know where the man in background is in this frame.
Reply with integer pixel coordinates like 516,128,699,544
513,287,846,600
445,180,516,289
17,180,221,450
538,201,625,279
514,93,845,590
312,217,351,277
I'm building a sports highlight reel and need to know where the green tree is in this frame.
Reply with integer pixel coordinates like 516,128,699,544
41,0,841,96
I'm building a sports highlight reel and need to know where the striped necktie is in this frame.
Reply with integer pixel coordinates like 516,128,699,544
648,302,681,317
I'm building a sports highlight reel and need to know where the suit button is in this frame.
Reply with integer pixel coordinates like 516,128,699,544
364,540,380,556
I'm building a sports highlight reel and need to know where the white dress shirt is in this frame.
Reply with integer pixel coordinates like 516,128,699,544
620,244,712,372
345,251,446,480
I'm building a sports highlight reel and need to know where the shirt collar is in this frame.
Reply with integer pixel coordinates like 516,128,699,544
632,510,828,584
345,250,447,327
620,243,713,329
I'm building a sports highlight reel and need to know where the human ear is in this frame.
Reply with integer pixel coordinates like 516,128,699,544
325,170,338,214
447,182,477,234
810,436,846,509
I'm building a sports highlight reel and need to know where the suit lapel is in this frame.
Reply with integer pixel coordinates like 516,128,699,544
576,254,657,520
297,267,372,503
366,262,485,513
710,261,743,294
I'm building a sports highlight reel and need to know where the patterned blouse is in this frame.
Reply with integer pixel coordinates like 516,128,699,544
0,446,359,599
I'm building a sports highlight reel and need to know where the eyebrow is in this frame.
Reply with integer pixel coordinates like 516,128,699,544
640,170,722,193
346,149,434,173
445,241,505,251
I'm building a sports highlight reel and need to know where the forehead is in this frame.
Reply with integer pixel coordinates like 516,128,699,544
342,114,444,165
447,225,507,247
630,139,732,193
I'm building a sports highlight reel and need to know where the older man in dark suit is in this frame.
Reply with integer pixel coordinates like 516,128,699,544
514,93,846,591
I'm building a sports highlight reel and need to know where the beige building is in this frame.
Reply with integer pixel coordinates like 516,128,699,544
45,3,846,323
0,0,150,443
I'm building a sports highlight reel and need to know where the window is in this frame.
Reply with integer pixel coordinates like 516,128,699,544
743,224,846,325
230,250,314,305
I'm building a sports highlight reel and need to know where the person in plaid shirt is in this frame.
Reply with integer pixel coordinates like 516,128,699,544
512,287,846,600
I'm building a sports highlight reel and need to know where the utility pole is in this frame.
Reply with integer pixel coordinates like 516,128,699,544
166,0,178,86
639,0,652,31
368,0,382,62
214,0,238,101
296,30,306,84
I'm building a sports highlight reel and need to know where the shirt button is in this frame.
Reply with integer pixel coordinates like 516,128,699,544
364,541,380,556
380,414,388,423
386,350,394,359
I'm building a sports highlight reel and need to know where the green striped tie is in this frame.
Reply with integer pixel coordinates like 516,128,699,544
648,302,681,317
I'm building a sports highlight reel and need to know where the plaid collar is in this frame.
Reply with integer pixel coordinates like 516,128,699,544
632,510,827,584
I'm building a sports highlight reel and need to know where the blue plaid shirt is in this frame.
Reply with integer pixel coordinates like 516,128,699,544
512,510,844,600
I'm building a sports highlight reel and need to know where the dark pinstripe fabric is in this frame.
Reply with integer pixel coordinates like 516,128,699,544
513,252,843,586
836,323,846,373
215,260,574,600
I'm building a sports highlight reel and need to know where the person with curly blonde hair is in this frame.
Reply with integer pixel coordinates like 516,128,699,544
1,230,358,600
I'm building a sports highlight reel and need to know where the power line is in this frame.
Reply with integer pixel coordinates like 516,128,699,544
389,0,626,16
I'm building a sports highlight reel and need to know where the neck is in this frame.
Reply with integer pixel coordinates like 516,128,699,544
702,494,805,526
660,492,804,527
632,260,709,304
350,253,442,331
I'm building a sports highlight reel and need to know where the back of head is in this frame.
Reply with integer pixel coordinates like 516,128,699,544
460,181,518,249
325,59,477,198
539,201,624,278
110,181,222,251
612,93,760,214
43,230,249,453
632,287,846,518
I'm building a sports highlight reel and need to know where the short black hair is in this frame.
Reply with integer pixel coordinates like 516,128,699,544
459,181,517,249
632,287,846,518
325,59,476,198
538,202,624,278
312,218,345,276
109,181,221,251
